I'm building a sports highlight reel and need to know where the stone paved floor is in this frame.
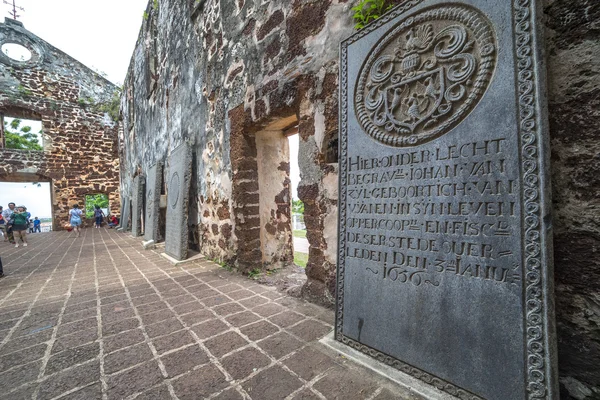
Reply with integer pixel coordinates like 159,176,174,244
0,229,418,400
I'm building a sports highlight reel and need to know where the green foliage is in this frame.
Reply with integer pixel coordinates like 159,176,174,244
248,268,261,279
3,118,42,151
143,11,149,20
153,0,159,9
292,199,304,214
352,0,393,30
97,87,122,122
17,85,32,97
85,194,109,218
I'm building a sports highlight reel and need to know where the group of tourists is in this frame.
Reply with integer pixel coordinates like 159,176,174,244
0,202,41,248
66,204,119,237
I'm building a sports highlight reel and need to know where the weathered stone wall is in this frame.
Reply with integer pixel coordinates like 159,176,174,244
121,0,600,396
0,18,121,228
543,0,600,398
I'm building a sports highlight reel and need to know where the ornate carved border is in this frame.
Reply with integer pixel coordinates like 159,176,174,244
337,1,555,399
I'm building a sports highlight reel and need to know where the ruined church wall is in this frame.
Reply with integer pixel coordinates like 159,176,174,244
120,0,600,396
0,19,121,228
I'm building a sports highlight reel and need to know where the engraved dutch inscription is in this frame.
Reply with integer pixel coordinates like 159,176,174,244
338,2,557,400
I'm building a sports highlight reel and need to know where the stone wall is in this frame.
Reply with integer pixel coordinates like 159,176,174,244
0,18,121,228
120,0,600,396
544,0,600,398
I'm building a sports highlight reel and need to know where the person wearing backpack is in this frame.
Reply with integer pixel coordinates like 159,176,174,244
69,203,84,238
12,206,29,247
93,205,105,228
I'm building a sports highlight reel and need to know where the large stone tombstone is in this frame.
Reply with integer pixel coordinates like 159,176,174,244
165,143,192,260
119,195,130,231
144,162,163,242
337,2,557,399
131,175,145,237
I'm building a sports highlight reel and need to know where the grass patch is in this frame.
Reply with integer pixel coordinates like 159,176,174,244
293,230,307,238
294,252,308,268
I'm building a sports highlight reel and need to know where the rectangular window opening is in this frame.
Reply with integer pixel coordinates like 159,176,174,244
2,115,44,151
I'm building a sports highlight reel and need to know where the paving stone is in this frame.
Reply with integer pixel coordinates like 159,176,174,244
0,343,47,373
268,311,305,328
106,361,163,400
104,342,154,374
139,383,173,399
38,360,100,399
60,382,103,400
287,320,331,342
238,295,270,308
0,330,52,356
242,365,302,400
145,318,183,338
61,307,97,324
52,328,98,354
160,345,210,377
57,317,98,337
204,331,249,358
213,302,245,316
136,300,170,315
152,329,195,354
45,342,100,375
179,308,214,326
226,289,255,300
239,320,279,341
0,359,42,391
172,364,228,399
221,347,271,380
140,309,176,325
0,382,37,400
252,303,285,317
224,311,261,327
257,332,304,359
102,317,140,336
292,389,322,400
191,319,229,339
202,295,230,307
213,388,245,400
103,328,146,354
283,346,337,381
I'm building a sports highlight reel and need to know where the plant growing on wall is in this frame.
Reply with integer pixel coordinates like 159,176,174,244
352,0,394,29
3,118,42,150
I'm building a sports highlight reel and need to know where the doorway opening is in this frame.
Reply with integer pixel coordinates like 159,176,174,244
0,179,53,232
286,127,307,268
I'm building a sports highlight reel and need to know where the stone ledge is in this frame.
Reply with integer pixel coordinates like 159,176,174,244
160,251,205,265
319,332,457,400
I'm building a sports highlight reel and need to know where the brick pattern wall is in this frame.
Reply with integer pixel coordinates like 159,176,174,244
0,19,121,229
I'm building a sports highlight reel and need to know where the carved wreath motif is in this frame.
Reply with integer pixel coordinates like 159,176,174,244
355,6,497,147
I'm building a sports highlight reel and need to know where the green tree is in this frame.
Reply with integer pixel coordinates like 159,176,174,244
3,118,43,150
292,199,304,214
85,194,109,218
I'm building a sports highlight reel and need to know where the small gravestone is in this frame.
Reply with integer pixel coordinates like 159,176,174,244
118,196,130,231
337,2,557,399
165,143,192,260
131,175,145,237
144,162,163,243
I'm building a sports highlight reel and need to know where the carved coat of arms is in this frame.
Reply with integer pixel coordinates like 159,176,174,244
355,6,497,147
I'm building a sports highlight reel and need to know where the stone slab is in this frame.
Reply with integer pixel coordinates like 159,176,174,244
118,196,130,232
160,251,205,266
144,162,163,242
337,2,557,400
142,240,155,250
165,143,192,261
131,175,145,237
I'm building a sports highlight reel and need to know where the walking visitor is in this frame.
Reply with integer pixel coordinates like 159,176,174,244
0,206,5,241
94,205,105,228
69,203,83,238
2,202,16,244
11,206,29,247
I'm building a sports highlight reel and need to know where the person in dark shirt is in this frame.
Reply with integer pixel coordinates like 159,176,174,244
12,206,29,247
33,217,41,233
